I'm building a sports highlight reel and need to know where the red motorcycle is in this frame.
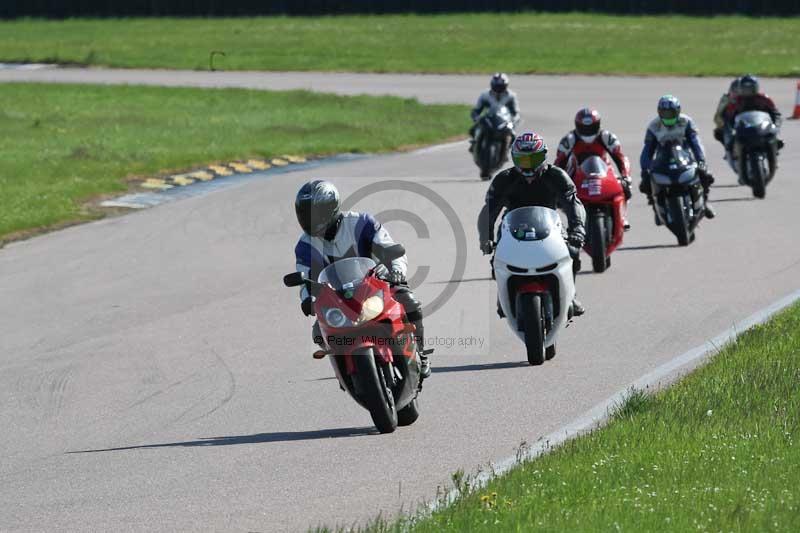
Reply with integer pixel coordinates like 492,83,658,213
283,244,422,434
572,155,626,273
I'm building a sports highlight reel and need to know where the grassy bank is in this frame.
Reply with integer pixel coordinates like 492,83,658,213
1,14,798,76
0,83,467,243
349,301,800,531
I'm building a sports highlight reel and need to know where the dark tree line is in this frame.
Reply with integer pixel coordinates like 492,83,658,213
2,0,798,18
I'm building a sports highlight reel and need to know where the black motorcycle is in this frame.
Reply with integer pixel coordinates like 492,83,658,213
472,105,515,180
728,111,779,199
649,142,706,246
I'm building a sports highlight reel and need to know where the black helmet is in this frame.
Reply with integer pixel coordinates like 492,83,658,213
490,72,509,93
295,180,340,237
739,74,759,97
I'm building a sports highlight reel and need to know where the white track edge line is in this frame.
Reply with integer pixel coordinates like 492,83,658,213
425,288,800,513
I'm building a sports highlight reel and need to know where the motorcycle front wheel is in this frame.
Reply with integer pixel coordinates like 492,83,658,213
750,152,767,199
353,347,398,433
519,293,545,366
667,196,691,247
397,399,420,426
589,210,608,273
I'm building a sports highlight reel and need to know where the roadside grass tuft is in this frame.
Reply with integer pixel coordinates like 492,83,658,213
0,83,467,244
610,387,654,422
316,301,800,532
1,14,798,76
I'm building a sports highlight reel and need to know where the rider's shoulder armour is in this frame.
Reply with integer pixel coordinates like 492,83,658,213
647,115,691,144
599,129,620,149
558,132,576,153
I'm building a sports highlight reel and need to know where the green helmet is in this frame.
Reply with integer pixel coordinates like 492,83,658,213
657,94,681,127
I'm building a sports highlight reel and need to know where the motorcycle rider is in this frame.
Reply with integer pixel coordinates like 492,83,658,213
713,77,740,146
469,73,521,153
639,94,716,219
555,107,633,230
293,180,431,379
478,131,587,316
722,74,784,174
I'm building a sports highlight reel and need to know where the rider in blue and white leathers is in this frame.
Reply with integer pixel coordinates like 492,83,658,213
639,95,716,218
293,180,430,378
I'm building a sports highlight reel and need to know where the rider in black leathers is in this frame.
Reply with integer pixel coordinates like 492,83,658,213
477,131,587,316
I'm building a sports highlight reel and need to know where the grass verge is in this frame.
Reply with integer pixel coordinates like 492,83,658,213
1,14,799,76
335,301,800,531
0,83,467,244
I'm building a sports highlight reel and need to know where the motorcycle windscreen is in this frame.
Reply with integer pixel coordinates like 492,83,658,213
734,110,772,129
318,257,377,291
487,105,512,129
503,206,559,241
652,143,695,172
580,155,608,177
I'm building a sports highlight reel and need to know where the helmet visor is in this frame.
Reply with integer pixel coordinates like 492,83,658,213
513,151,546,171
296,203,331,236
658,107,679,126
576,121,600,137
740,82,757,96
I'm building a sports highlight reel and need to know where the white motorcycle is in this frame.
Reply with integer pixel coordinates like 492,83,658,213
494,206,576,365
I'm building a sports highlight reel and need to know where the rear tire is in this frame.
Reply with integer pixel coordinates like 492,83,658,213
667,196,690,246
397,399,420,426
545,343,556,361
520,294,545,366
353,348,397,433
589,211,608,273
750,153,766,199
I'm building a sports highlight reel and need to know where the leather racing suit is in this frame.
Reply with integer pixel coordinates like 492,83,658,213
294,211,425,353
639,114,714,200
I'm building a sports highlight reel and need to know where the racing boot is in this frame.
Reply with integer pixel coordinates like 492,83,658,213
704,201,716,219
311,321,329,359
414,322,431,380
419,352,432,380
571,298,586,317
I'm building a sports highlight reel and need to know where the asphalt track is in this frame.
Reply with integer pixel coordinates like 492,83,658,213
1,69,799,532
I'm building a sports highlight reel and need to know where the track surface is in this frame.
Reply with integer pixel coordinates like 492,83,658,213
1,70,799,532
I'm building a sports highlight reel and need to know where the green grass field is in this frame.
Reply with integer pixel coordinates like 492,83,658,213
340,302,800,532
0,83,467,244
1,14,799,76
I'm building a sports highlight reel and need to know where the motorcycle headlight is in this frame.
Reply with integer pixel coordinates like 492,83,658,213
324,307,350,329
355,291,384,325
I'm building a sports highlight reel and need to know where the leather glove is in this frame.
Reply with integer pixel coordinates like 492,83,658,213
713,128,724,142
638,175,651,195
480,240,495,255
567,233,584,250
697,160,707,173
619,177,632,200
374,264,406,285
301,297,315,317
373,263,390,280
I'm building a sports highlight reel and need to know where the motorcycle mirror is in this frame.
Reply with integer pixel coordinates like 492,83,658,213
283,272,306,287
374,243,406,262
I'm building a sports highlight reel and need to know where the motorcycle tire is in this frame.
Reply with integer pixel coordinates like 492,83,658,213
750,153,766,199
519,294,545,366
353,347,398,433
545,343,556,361
589,211,608,273
397,398,420,426
667,196,691,247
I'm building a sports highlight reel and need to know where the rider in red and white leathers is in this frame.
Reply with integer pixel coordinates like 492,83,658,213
554,108,633,229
